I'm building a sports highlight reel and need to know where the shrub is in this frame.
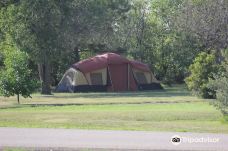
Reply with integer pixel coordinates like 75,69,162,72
208,50,228,114
185,52,219,98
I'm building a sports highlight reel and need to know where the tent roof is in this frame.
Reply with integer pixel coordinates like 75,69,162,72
130,60,150,72
72,53,150,73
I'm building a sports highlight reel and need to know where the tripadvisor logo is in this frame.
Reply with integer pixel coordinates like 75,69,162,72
171,135,219,145
171,135,181,145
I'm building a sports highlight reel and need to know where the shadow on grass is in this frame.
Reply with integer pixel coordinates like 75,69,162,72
0,100,195,110
41,89,190,99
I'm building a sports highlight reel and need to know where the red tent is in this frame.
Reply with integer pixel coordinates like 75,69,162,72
56,53,162,92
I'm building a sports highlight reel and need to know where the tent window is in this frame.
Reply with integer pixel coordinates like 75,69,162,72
135,72,147,84
90,73,103,85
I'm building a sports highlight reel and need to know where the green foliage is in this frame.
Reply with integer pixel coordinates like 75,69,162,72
0,0,225,88
208,50,228,114
0,0,19,8
0,0,131,92
153,32,201,84
118,0,201,84
185,52,219,98
0,45,38,103
176,0,227,52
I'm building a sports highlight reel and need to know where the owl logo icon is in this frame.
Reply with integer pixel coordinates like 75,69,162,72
171,135,181,145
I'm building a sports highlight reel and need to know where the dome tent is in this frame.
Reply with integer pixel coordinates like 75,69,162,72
56,53,162,92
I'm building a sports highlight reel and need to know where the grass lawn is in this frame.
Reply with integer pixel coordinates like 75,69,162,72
0,85,227,133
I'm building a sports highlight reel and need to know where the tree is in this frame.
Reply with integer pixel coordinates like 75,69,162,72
116,0,201,83
1,0,131,94
0,0,19,8
0,43,38,104
208,49,228,114
51,0,131,83
176,0,228,61
185,52,219,98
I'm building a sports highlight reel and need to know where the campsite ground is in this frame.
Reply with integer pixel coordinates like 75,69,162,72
0,85,228,133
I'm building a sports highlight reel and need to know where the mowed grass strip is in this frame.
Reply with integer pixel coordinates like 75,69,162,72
0,85,206,107
0,102,227,133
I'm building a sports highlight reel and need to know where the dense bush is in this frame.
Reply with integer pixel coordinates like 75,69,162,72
208,50,228,114
185,52,219,98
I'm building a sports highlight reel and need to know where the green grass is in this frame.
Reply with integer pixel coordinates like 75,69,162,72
0,85,227,133
0,85,204,107
2,148,26,151
1,147,110,151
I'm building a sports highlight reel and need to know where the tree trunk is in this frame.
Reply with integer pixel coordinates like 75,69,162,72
73,47,80,63
17,94,20,104
215,49,224,64
38,62,51,95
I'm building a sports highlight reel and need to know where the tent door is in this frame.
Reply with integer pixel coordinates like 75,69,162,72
108,64,128,91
